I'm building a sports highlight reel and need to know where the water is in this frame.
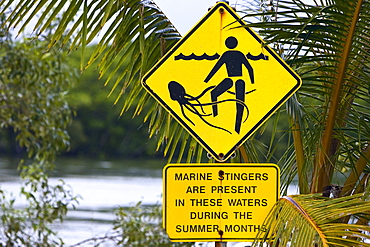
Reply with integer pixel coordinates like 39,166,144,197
0,158,298,247
0,157,165,246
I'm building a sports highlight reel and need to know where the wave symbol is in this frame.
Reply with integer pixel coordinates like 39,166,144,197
174,53,220,61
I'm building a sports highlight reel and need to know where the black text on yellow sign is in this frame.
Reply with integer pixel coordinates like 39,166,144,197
163,164,280,242
142,2,301,162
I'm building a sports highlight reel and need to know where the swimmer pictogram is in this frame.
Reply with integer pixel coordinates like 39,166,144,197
169,36,268,134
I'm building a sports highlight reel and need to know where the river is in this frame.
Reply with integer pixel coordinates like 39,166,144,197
0,157,166,245
0,157,298,246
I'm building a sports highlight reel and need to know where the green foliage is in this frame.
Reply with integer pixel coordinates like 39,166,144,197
113,203,194,247
253,193,370,247
71,203,195,247
0,162,79,247
241,0,370,194
0,33,76,161
242,0,370,245
0,15,79,246
65,46,159,159
0,0,192,161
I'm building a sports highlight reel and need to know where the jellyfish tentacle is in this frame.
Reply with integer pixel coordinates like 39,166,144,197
184,104,211,117
180,104,195,125
185,94,207,114
184,102,232,134
191,86,216,100
192,99,249,122
197,112,232,134
226,89,256,95
192,99,248,111
242,106,249,123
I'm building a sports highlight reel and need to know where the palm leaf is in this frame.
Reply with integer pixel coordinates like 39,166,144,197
312,0,367,193
240,0,370,194
341,145,370,197
253,193,370,247
2,0,207,162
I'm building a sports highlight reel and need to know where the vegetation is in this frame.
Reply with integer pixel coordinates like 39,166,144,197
242,0,370,245
0,18,79,246
66,46,160,159
71,203,194,247
0,0,369,246
0,42,160,160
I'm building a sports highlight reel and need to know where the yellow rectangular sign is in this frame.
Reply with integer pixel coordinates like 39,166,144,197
163,164,280,242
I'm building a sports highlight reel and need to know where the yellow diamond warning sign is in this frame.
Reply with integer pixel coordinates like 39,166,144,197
163,164,280,242
142,2,301,161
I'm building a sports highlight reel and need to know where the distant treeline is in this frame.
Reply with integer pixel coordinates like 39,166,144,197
66,46,162,159
0,45,160,160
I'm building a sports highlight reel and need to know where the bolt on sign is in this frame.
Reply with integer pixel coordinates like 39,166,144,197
163,164,280,242
142,2,302,162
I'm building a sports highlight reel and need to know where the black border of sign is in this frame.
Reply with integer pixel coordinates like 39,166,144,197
163,164,280,242
142,2,302,162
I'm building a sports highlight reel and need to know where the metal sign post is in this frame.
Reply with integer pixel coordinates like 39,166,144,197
215,242,227,247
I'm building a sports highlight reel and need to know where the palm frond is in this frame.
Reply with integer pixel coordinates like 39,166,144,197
341,145,370,197
240,0,370,193
253,193,370,247
312,0,368,193
1,0,207,162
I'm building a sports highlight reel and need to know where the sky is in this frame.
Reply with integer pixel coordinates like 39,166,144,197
153,0,240,35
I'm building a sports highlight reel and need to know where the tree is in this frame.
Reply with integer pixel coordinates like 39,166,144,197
0,15,79,246
241,0,370,245
65,45,160,159
2,0,369,246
